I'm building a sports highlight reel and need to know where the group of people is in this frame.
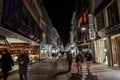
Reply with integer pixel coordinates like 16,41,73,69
66,49,92,74
0,48,92,79
0,48,29,80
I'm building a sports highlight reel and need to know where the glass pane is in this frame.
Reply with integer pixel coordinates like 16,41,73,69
2,0,10,22
17,5,29,35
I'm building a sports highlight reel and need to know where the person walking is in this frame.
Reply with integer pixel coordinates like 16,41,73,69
75,51,83,74
85,49,92,69
51,52,55,62
0,48,14,80
66,50,73,71
17,50,29,80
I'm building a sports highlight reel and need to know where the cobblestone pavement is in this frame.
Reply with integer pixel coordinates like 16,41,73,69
4,59,57,80
1,58,120,80
61,59,120,80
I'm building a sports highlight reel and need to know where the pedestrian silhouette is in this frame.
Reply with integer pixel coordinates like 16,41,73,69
66,50,73,71
85,49,92,69
75,51,83,74
17,50,29,80
0,48,14,80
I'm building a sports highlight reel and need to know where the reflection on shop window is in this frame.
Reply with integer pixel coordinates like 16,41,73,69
96,12,104,31
107,0,119,25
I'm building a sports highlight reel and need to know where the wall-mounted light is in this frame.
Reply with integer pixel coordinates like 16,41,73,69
81,27,86,31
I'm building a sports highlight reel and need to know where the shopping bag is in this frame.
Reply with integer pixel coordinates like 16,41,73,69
72,63,78,69
77,61,82,68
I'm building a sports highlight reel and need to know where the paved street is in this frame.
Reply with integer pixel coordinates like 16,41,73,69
1,58,120,80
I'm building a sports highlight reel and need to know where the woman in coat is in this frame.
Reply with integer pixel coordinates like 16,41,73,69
75,51,83,74
17,50,29,80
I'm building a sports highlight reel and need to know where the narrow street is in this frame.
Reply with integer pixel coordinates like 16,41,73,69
2,58,120,80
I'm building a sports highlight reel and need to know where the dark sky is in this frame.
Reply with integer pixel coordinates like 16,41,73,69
43,0,75,46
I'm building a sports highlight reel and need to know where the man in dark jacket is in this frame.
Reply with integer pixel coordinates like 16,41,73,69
66,50,73,71
1,48,14,80
85,49,92,69
17,50,29,80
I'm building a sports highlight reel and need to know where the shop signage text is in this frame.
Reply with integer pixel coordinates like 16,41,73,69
105,23,120,35
99,22,120,38
88,14,94,39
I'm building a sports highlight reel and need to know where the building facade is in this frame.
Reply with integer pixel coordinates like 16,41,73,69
94,0,120,67
0,0,59,62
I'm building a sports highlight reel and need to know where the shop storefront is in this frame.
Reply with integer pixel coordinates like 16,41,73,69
95,38,108,64
111,34,120,66
95,0,120,67
0,35,9,59
10,43,40,63
97,21,120,67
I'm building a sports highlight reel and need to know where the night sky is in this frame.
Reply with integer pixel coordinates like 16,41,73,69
43,0,75,46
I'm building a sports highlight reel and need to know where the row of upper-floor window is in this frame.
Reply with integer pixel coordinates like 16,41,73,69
96,0,119,31
1,0,43,43
26,0,41,22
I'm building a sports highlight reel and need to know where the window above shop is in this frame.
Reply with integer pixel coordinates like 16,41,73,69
96,12,105,31
107,0,119,26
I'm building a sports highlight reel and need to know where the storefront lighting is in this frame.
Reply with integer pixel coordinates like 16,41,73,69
81,27,86,31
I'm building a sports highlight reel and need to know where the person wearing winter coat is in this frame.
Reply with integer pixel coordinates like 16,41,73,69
17,50,29,80
66,50,73,71
84,49,92,69
75,51,83,74
0,48,14,80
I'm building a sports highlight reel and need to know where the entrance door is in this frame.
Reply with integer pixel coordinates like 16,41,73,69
116,37,120,66
111,38,117,66
111,36,120,67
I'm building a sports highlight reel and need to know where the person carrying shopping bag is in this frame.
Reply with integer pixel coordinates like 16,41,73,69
75,51,83,74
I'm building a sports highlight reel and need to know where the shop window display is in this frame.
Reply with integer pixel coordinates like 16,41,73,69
9,43,39,63
0,35,9,59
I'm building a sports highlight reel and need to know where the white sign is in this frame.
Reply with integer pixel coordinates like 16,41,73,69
88,14,94,39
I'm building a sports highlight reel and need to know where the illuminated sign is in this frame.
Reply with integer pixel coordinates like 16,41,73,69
88,14,94,39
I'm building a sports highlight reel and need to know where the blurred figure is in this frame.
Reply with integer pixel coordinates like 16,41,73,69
66,50,73,71
75,51,83,74
51,52,55,62
85,49,92,69
0,48,14,80
17,50,29,80
61,52,64,58
58,52,62,59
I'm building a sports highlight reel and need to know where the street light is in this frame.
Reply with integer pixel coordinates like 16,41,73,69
81,27,86,44
81,27,86,31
